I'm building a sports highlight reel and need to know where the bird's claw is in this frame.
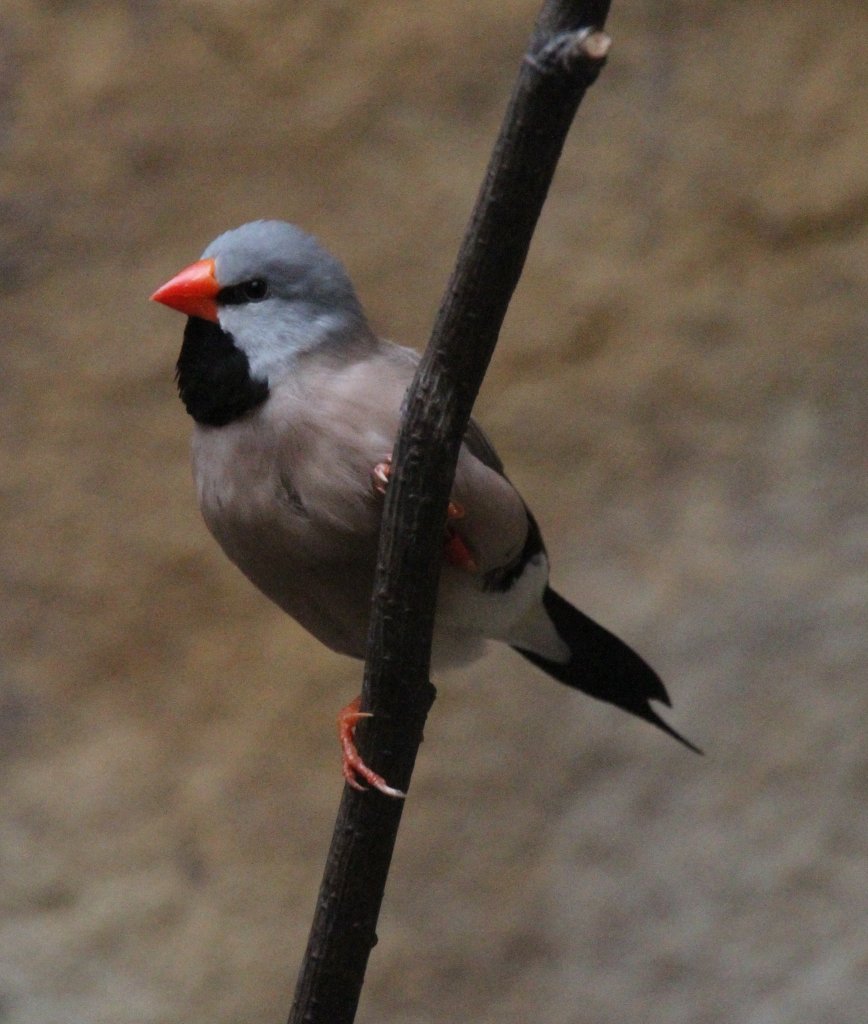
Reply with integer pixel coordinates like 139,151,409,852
371,458,477,571
371,457,463,519
446,499,465,521
338,696,406,799
371,457,392,497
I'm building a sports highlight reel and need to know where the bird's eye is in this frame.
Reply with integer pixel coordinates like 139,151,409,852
241,279,269,302
216,278,271,307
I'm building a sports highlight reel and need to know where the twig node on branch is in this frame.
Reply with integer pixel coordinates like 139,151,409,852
526,27,612,79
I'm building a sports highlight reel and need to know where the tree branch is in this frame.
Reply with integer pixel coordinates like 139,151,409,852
287,3,612,1022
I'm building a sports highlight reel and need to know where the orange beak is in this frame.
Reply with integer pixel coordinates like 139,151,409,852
151,258,220,322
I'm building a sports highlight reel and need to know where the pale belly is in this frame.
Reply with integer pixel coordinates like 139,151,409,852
190,411,561,668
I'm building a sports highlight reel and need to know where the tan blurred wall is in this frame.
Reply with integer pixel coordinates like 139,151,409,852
1,2,865,1023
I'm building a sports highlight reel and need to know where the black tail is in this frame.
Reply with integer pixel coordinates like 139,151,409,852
513,587,701,754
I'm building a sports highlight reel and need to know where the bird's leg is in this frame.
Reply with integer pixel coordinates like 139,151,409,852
371,457,478,571
337,695,406,799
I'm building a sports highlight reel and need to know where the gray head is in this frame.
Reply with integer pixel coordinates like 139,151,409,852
154,220,374,426
203,220,369,383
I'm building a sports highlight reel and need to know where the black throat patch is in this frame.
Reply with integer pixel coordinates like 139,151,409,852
175,317,269,427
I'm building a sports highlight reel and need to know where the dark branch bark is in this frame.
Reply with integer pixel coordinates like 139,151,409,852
287,3,612,1022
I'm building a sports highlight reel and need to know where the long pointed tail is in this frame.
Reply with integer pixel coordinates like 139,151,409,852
513,587,701,754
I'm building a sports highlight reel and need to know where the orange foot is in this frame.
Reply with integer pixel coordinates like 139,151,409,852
371,457,478,572
443,522,478,572
338,696,406,799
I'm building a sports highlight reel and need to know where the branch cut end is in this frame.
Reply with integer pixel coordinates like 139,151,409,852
578,29,611,61
527,26,612,78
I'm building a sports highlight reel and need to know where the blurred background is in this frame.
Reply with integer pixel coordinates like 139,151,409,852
1,2,865,1022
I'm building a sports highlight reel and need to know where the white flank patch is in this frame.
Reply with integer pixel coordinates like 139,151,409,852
437,553,570,665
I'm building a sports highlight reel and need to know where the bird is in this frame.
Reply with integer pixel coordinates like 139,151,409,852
151,219,699,797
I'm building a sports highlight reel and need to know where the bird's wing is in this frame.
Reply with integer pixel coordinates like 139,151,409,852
289,341,532,573
450,442,531,576
385,344,529,571
462,416,506,476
